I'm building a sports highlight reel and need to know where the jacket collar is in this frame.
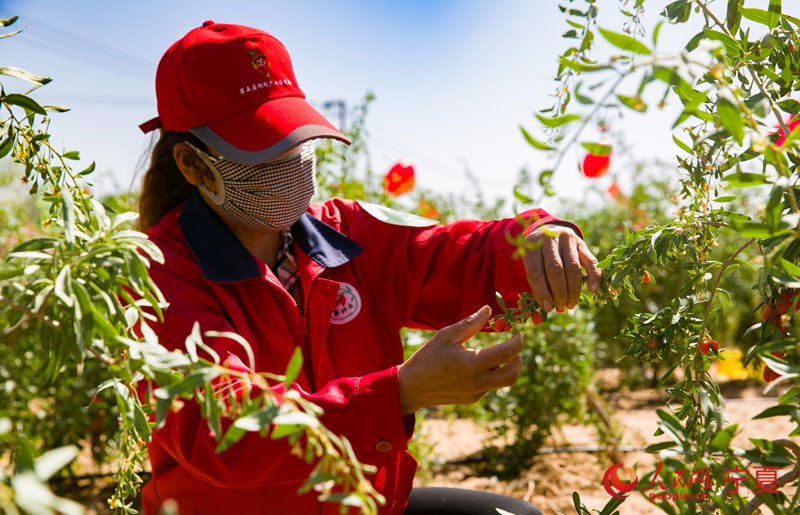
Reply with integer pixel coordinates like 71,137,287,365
178,190,364,283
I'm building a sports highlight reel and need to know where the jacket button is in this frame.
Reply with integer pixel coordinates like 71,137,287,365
375,439,393,453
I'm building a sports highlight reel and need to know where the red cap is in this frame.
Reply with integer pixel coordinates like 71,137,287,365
139,21,350,163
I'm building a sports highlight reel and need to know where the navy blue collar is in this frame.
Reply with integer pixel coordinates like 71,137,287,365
179,190,364,283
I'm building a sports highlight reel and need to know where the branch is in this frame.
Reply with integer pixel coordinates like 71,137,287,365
741,439,800,514
699,238,756,340
0,295,60,334
694,0,792,136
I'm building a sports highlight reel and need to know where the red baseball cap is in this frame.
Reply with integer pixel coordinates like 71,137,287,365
139,21,350,163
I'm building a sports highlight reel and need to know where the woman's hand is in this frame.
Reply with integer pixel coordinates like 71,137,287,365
523,224,601,313
397,305,522,415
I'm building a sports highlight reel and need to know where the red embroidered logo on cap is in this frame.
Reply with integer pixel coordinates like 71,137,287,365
249,51,271,78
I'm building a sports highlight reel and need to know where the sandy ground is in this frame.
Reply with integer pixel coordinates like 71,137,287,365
415,381,800,514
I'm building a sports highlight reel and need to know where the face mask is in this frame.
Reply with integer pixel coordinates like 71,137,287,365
186,141,317,231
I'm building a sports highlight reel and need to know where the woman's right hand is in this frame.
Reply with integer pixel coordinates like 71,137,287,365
397,305,523,415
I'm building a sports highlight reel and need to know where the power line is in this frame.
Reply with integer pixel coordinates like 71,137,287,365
0,10,154,81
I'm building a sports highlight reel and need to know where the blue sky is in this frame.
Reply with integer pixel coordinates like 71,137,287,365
0,1,789,217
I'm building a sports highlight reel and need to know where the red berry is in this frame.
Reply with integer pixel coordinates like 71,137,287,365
764,351,786,382
699,340,710,355
764,367,781,382
643,272,651,283
649,339,657,349
582,149,612,178
709,339,720,351
531,312,542,326
493,319,505,331
610,288,617,296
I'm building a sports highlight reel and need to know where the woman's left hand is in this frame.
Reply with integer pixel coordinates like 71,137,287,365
521,224,601,313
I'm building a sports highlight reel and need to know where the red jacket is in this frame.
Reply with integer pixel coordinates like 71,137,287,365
140,190,580,514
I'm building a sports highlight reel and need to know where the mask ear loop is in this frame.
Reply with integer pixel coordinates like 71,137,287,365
183,141,226,206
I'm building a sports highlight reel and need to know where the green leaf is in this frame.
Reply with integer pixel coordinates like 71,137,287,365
645,441,679,452
1,16,19,27
662,1,692,23
730,220,791,238
0,125,14,159
727,0,743,33
781,258,800,277
0,66,51,85
42,104,70,113
495,291,507,311
54,265,73,308
33,446,78,481
535,113,581,128
558,56,612,73
0,267,25,280
709,424,737,451
713,196,738,202
2,93,47,115
597,27,651,55
717,96,744,145
753,404,798,419
703,28,741,56
61,190,76,246
513,186,532,204
284,347,303,387
581,142,611,156
741,7,780,28
672,135,692,154
777,99,800,115
653,20,664,46
62,151,80,160
617,94,647,112
722,172,771,187
520,126,553,150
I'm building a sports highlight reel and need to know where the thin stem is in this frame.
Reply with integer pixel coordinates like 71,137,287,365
699,238,756,340
0,295,60,332
535,72,627,205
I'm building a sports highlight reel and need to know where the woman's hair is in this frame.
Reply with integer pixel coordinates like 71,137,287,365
137,129,206,232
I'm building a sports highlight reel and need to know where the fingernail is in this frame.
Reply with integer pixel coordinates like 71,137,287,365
542,300,553,312
477,305,490,317
556,305,566,313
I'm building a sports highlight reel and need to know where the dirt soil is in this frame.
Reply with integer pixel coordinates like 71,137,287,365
415,376,799,514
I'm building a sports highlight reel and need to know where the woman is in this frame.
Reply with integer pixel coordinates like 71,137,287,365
136,21,600,515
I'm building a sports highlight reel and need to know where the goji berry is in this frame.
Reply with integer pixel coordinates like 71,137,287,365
699,340,710,355
531,312,542,326
709,339,720,351
763,350,786,382
643,271,651,283
493,319,505,331
649,339,657,349
763,367,781,382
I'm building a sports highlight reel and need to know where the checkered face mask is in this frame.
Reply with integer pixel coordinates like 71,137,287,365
186,142,317,231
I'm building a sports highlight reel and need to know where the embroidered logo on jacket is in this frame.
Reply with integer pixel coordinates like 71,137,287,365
330,282,361,325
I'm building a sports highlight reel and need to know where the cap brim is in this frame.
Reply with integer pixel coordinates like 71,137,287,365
189,96,351,164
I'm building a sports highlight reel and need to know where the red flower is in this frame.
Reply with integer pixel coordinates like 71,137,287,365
775,117,800,148
384,160,415,196
582,148,612,178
